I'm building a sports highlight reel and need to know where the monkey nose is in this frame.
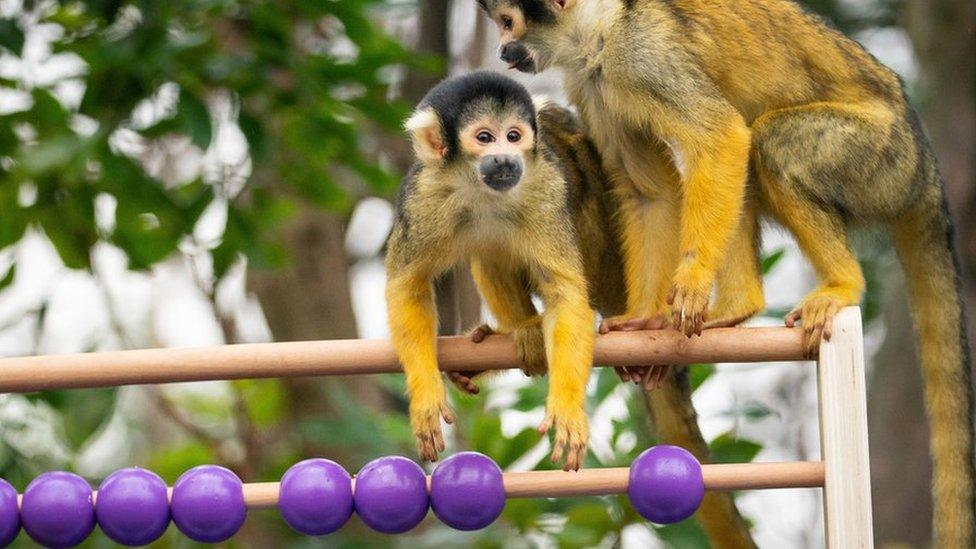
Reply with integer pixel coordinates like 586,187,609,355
480,155,523,192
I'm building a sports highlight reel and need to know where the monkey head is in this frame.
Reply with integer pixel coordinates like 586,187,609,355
405,71,540,193
477,0,578,73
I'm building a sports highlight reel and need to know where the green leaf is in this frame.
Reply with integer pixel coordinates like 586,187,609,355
177,91,212,149
0,19,24,55
761,247,786,275
688,363,714,391
709,431,762,464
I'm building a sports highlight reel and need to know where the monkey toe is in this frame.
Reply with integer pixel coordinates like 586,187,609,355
669,285,710,337
447,371,480,395
599,315,667,334
786,294,844,358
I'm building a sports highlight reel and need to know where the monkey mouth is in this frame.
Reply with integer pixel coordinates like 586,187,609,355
508,55,537,73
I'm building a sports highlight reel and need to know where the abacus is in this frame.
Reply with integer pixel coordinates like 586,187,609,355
0,307,873,547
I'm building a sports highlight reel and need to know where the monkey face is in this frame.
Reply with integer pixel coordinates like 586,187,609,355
478,0,569,73
459,114,535,192
405,72,540,196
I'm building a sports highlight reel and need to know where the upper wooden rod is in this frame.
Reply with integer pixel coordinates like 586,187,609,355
0,326,805,393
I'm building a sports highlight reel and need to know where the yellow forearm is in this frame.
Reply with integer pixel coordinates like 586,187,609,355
386,275,442,401
543,292,595,410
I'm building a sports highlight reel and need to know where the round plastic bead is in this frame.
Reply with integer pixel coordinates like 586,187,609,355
21,471,95,548
430,452,505,530
279,459,354,536
628,445,704,524
171,465,246,543
353,456,429,534
96,468,171,546
0,479,20,546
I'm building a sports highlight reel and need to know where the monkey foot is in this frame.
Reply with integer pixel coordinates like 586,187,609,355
668,282,710,337
785,293,845,358
411,399,455,462
539,408,589,471
598,315,670,389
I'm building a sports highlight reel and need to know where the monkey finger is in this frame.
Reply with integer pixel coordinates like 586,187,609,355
615,367,632,383
439,402,456,424
784,308,802,328
470,324,495,343
538,414,553,435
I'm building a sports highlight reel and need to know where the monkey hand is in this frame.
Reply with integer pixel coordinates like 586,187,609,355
785,291,845,358
444,324,501,395
410,394,455,462
668,266,712,337
598,315,670,388
539,404,589,471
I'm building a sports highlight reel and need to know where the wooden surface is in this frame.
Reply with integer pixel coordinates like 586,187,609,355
0,326,805,393
77,461,825,510
817,307,874,548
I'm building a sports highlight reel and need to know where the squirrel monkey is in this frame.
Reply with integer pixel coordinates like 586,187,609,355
478,0,975,545
386,71,614,471
386,71,754,543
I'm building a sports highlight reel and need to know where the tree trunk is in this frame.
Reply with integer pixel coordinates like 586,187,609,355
249,208,387,458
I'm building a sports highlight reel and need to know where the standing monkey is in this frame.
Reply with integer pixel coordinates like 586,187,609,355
386,72,754,544
477,0,975,544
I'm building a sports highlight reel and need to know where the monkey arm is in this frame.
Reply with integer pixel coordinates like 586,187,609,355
532,251,596,470
385,231,453,461
608,70,751,335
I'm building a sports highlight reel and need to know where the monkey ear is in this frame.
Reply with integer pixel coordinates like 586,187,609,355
405,107,447,162
552,0,576,10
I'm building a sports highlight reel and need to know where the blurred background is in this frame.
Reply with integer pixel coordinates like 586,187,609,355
0,0,972,547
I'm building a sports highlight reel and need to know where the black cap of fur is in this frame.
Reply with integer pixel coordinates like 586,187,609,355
477,0,556,25
418,71,537,160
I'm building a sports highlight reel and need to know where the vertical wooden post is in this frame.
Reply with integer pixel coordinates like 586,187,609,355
817,306,874,548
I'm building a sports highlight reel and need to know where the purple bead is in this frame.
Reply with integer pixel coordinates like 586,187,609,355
0,479,20,546
171,465,246,543
96,468,170,546
279,459,353,535
430,452,505,530
628,445,704,524
353,456,428,534
21,471,95,548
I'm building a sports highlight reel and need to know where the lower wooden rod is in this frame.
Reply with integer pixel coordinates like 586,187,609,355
78,461,825,510
0,326,805,393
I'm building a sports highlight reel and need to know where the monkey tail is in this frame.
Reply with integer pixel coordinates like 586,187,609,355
890,163,975,546
645,371,757,548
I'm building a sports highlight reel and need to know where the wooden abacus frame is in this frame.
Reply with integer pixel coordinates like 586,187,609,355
0,306,873,547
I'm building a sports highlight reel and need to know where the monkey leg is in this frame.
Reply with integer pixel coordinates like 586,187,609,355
386,271,455,462
463,258,545,394
750,104,892,356
644,369,757,548
601,192,681,383
711,192,764,327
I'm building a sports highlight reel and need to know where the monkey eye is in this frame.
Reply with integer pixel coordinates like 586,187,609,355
476,131,495,144
506,129,521,143
501,15,513,30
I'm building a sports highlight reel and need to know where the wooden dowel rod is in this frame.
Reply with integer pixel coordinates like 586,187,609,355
71,462,823,510
0,326,804,393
